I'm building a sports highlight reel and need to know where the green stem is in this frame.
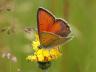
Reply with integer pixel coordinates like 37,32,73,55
43,69,48,72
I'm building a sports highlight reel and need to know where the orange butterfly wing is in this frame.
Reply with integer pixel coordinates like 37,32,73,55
49,19,71,37
37,8,71,37
39,32,71,48
37,8,55,33
37,8,71,48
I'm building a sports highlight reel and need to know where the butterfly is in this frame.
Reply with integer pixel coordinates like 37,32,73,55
37,8,71,49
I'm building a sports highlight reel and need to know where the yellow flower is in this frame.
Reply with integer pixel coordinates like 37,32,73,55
26,33,62,62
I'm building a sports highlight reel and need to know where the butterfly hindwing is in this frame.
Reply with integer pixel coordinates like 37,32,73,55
49,19,71,37
39,32,71,48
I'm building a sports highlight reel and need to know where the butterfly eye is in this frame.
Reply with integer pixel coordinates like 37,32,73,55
38,46,42,49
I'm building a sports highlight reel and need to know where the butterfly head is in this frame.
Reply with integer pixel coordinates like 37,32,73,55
38,45,48,49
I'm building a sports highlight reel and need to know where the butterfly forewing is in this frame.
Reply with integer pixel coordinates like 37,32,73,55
37,8,55,33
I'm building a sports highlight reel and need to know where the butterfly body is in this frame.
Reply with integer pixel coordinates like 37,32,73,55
37,8,71,49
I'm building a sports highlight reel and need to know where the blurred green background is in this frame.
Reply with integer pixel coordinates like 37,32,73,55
0,0,96,72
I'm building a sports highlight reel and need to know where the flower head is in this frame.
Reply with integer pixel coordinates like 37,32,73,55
26,33,62,62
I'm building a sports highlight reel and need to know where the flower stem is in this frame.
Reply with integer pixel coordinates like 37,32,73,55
43,69,48,72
